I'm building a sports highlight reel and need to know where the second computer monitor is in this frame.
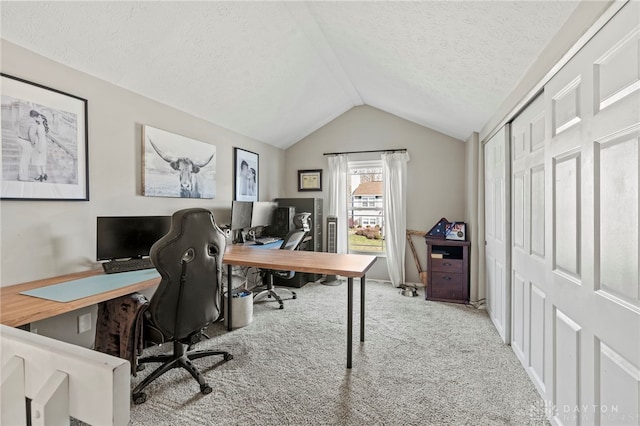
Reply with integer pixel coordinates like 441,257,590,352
250,201,277,228
231,201,253,230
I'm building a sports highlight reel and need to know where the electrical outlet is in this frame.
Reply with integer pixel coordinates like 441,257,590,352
77,313,92,334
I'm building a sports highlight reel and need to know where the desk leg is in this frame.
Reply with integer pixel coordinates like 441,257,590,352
347,277,353,369
227,264,233,332
360,275,365,342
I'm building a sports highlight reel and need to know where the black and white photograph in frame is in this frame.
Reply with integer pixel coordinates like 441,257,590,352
142,125,216,199
1,73,89,200
234,147,258,202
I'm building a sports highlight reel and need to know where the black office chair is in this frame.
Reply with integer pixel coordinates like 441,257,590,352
132,208,233,404
253,228,307,309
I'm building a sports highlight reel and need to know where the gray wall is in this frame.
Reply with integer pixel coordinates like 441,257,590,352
1,40,286,345
284,105,466,284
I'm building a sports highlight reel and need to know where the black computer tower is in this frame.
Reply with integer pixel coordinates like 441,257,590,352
267,206,296,238
273,198,323,287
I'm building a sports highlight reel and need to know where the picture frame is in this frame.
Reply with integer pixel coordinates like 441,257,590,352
1,73,89,201
234,147,258,202
298,169,322,191
445,221,466,241
142,125,216,198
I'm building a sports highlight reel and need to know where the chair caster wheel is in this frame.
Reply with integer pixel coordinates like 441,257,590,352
201,384,212,395
278,304,284,309
136,364,146,372
133,392,147,405
292,292,297,299
224,353,233,361
267,294,272,298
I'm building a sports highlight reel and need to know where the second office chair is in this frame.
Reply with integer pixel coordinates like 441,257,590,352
253,228,307,309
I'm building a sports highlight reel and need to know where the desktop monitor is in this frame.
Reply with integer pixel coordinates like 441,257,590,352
250,201,277,228
230,201,253,230
96,216,171,261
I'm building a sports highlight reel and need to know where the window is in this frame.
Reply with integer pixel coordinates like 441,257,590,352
348,161,385,253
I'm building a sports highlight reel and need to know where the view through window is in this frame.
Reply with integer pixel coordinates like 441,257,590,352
348,161,385,253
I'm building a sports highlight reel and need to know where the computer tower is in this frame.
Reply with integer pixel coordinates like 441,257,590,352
274,198,323,287
267,206,295,238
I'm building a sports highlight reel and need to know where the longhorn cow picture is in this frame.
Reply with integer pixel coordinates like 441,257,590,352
142,125,216,198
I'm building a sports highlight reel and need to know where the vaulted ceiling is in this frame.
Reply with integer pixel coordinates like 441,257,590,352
1,1,580,149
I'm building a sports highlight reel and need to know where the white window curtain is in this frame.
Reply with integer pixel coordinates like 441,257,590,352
328,155,349,254
382,151,410,287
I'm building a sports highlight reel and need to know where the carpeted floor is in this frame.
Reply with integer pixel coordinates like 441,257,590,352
128,280,546,425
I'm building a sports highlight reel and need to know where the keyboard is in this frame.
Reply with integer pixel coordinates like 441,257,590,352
102,258,155,274
253,237,282,245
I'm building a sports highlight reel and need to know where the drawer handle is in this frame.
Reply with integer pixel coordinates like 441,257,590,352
443,262,451,266
443,276,452,281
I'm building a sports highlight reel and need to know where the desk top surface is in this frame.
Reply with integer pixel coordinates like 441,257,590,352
0,269,161,327
1,249,376,327
224,246,377,277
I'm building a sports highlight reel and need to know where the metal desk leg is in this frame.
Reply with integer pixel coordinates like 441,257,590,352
347,277,353,369
227,264,233,332
360,275,365,342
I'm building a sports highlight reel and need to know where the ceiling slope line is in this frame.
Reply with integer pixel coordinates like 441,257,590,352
284,2,364,108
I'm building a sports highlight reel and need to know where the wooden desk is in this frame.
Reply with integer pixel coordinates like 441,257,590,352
0,270,160,328
223,245,377,368
1,247,376,369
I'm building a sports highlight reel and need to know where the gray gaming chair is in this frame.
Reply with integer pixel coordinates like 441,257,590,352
253,228,307,309
132,208,232,404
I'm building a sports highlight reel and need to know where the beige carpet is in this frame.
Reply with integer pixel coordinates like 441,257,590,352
127,280,546,425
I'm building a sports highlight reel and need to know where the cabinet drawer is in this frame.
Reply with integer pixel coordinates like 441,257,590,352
430,272,464,300
430,258,463,273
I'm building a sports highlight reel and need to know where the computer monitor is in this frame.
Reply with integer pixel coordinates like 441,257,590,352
96,216,171,261
250,201,277,228
230,201,253,230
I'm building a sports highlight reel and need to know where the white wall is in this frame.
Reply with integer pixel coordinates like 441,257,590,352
1,40,286,286
284,105,465,284
1,40,285,345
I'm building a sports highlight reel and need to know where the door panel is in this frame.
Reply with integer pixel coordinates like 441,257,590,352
484,126,511,343
505,4,639,424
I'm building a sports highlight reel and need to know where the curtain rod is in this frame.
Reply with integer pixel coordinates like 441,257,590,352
323,148,407,156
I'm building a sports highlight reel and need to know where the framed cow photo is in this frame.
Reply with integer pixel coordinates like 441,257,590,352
142,125,216,198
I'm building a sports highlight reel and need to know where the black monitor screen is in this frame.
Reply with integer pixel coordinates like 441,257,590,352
231,201,253,230
96,216,171,261
251,201,277,227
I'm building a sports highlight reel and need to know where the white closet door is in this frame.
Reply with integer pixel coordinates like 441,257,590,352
542,2,639,424
510,93,547,395
484,126,511,343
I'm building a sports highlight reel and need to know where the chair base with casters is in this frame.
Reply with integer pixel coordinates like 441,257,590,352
253,271,296,309
132,336,233,405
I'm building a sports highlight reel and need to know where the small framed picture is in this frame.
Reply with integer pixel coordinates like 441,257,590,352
298,169,322,191
234,147,258,201
445,222,466,241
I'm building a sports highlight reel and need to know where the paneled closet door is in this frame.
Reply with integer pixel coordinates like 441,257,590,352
543,2,639,424
484,126,511,344
510,93,547,396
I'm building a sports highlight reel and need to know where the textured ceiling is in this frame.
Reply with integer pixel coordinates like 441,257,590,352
1,1,579,148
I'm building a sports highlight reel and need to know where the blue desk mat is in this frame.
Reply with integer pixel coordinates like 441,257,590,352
21,269,161,302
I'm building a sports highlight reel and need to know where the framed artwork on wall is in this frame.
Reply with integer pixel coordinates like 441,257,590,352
142,125,216,198
0,73,89,201
234,147,258,202
298,169,322,191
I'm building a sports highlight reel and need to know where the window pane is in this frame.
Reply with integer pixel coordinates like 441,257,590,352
348,162,385,253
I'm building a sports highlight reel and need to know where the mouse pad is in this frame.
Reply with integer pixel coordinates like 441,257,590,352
21,269,160,302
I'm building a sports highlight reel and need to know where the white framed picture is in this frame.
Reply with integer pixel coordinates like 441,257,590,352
142,125,216,198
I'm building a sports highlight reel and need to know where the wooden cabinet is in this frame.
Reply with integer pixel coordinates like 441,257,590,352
425,237,470,304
